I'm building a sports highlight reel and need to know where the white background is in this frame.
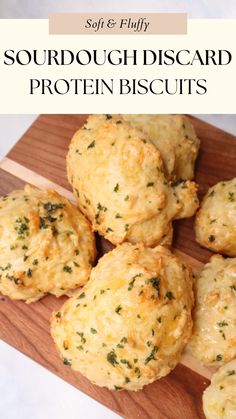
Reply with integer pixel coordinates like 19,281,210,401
0,0,236,18
0,1,236,419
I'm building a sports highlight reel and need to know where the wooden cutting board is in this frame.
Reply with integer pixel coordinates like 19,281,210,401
0,115,235,419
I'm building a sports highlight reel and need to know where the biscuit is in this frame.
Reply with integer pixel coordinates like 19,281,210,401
121,114,200,179
0,185,96,303
195,179,236,256
186,254,236,367
203,359,236,419
51,243,194,391
67,115,199,247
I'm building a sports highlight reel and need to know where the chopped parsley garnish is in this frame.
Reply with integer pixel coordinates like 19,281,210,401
55,312,61,318
216,354,223,361
77,332,86,344
52,226,58,236
124,195,129,201
149,277,160,296
115,305,122,315
114,184,119,192
90,328,97,334
15,217,29,238
77,345,84,351
217,321,228,327
105,114,112,120
63,265,72,273
120,359,132,369
107,350,119,366
97,202,107,212
145,346,158,364
6,274,22,285
208,235,215,242
117,336,127,348
87,140,95,149
208,190,215,197
46,215,57,223
166,291,175,300
115,213,122,218
63,358,71,366
124,377,130,383
95,212,100,224
0,263,12,271
32,259,38,265
39,217,49,229
106,227,113,233
84,196,91,205
228,192,235,202
25,268,32,278
227,370,235,376
219,330,226,340
128,278,135,291
147,182,154,187
171,178,185,187
43,202,64,213
210,219,216,224
77,292,85,299
114,385,122,390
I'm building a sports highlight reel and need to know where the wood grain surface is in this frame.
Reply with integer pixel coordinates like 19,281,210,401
0,115,235,418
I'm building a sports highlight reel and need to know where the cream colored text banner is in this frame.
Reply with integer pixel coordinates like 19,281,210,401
0,19,235,113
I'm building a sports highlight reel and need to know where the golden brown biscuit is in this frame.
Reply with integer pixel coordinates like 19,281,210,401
51,243,194,391
195,179,236,256
121,114,200,179
67,115,199,247
203,359,236,419
0,185,96,303
186,255,236,367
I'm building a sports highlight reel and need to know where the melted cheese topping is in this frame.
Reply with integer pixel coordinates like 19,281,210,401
195,179,236,257
0,185,96,303
203,359,236,419
120,114,200,180
186,255,236,367
67,115,199,247
51,243,194,391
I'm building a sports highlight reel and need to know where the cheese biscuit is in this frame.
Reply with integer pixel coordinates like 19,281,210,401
0,185,96,303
